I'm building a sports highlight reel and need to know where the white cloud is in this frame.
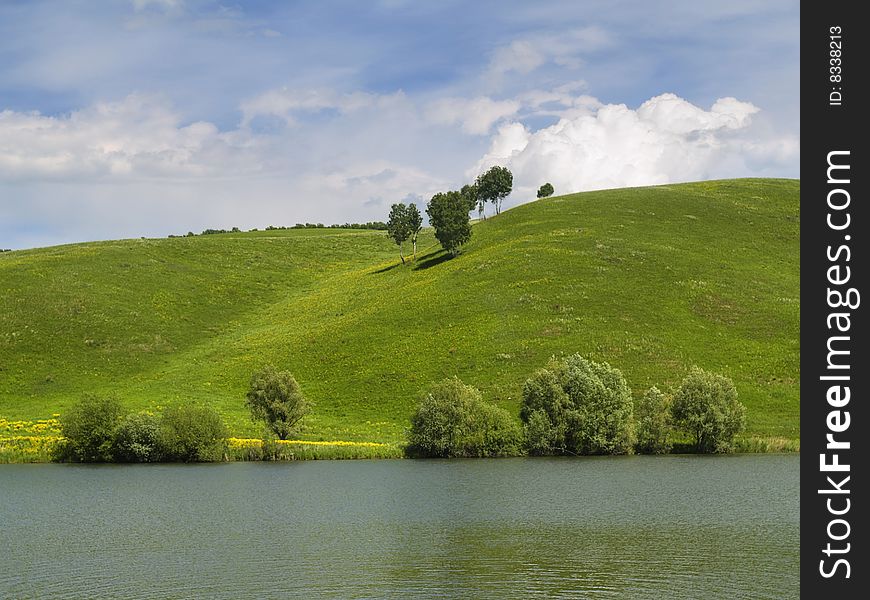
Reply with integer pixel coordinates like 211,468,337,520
425,96,521,135
308,161,446,211
486,27,611,81
132,0,183,13
489,41,546,77
0,87,797,250
635,93,758,134
0,90,458,248
468,92,797,202
516,80,590,109
239,88,403,127
0,94,261,180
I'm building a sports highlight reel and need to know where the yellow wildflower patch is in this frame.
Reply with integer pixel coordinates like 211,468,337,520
0,435,60,461
227,437,389,449
0,417,62,436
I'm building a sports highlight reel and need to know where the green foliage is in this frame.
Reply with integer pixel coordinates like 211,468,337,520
523,409,559,456
634,386,671,454
0,180,799,451
407,203,423,260
158,404,228,462
671,368,746,453
520,355,635,455
56,395,124,462
407,377,521,457
520,368,569,451
387,203,423,261
246,364,310,440
224,441,402,461
426,191,472,256
476,165,513,215
537,183,554,199
460,183,480,215
387,203,412,263
112,411,161,462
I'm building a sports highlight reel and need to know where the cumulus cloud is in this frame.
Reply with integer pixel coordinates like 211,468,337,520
0,89,456,248
468,92,797,199
0,86,797,250
425,96,521,135
635,93,758,134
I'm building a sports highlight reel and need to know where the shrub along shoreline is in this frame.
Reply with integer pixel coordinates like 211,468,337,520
407,356,760,459
0,354,799,464
0,433,798,463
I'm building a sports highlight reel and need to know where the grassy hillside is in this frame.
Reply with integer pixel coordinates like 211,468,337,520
0,179,799,449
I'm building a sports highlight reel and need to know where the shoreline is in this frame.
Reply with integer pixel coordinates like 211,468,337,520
1,434,799,464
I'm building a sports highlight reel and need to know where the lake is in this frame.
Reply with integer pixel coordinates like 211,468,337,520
0,455,798,598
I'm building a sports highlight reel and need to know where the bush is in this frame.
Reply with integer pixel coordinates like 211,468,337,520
671,368,746,453
246,365,310,440
537,183,554,198
520,355,635,455
407,377,522,457
158,404,228,462
635,387,671,454
520,368,569,452
523,409,559,456
56,395,124,462
112,412,161,462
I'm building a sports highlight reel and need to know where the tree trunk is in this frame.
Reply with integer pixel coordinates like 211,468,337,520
412,238,417,260
399,241,405,264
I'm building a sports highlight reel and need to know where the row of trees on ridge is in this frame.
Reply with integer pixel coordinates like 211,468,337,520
387,167,554,261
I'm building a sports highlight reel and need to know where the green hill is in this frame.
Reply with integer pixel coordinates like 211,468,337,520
0,179,799,450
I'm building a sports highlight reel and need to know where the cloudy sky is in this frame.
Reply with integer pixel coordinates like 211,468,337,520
0,0,799,250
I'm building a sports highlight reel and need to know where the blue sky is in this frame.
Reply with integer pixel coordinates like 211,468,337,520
0,0,799,249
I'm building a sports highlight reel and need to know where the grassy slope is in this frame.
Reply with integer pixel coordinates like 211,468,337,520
0,179,799,445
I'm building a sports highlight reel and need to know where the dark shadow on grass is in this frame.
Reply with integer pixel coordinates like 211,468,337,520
413,250,453,270
371,262,403,274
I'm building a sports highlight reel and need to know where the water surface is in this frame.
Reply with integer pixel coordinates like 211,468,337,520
0,455,798,598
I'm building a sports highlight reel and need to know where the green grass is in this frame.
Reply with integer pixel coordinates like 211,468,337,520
0,178,799,452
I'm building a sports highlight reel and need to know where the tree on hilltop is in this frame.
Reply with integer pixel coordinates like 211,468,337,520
476,165,513,216
537,183,554,199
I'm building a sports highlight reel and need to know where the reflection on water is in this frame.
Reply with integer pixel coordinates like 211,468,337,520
0,455,798,599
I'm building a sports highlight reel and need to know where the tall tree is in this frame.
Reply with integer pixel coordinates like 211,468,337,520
476,165,513,215
407,203,423,260
387,203,412,264
246,365,310,440
426,191,471,256
460,183,480,218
